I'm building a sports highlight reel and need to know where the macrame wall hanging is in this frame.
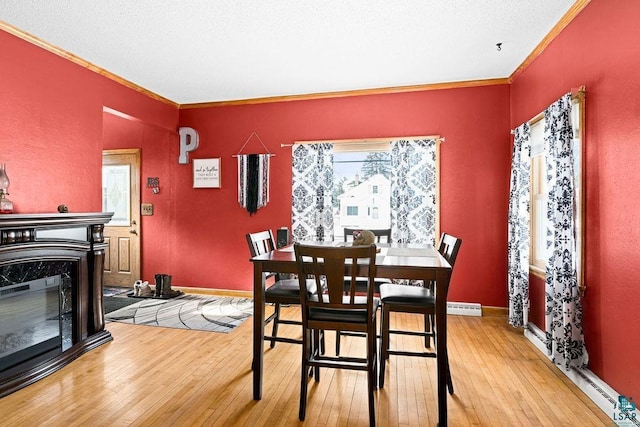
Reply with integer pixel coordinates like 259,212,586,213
234,132,274,215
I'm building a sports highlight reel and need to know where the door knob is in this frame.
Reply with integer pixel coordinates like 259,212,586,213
129,229,138,235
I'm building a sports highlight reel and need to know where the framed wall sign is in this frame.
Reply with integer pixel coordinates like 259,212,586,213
193,158,221,188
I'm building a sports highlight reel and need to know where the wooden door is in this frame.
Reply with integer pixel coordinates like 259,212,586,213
102,149,141,287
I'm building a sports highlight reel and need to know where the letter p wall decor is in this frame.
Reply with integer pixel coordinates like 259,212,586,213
178,127,200,164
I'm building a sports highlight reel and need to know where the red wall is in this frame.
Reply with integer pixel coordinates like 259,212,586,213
1,30,103,212
101,111,180,282
0,26,513,310
0,29,178,215
511,0,640,399
177,87,511,307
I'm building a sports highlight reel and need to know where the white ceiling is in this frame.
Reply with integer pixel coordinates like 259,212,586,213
1,0,578,105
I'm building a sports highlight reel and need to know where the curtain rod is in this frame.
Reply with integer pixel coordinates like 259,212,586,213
510,85,586,135
280,135,445,147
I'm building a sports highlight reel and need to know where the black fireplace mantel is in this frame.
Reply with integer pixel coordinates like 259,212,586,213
0,212,113,397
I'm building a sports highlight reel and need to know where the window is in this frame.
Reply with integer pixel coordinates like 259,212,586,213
292,136,440,243
529,94,584,289
529,119,549,273
334,142,391,235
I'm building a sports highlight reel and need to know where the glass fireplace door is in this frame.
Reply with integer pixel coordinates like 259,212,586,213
0,261,75,373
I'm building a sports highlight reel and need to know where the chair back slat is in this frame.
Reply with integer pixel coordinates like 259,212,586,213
246,230,276,257
438,233,462,268
343,228,391,243
294,243,377,310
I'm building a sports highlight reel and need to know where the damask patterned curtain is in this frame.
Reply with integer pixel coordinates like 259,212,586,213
389,138,437,245
544,93,588,369
507,123,531,328
291,143,334,242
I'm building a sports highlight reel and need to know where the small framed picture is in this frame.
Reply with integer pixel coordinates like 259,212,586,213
193,158,221,188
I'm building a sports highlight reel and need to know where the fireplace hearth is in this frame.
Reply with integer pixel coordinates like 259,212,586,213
0,213,113,397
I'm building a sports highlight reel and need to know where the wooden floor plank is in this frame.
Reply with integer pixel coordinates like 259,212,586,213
0,306,613,426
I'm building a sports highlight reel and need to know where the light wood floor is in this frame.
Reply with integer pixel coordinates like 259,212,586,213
0,306,613,426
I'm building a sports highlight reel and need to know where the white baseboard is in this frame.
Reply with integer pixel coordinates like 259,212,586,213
525,322,639,426
446,301,482,316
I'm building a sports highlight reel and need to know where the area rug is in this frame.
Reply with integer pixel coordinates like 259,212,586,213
105,294,253,333
103,286,132,297
104,296,139,314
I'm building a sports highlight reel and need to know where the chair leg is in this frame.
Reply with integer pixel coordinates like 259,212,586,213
335,330,341,355
270,303,281,349
313,329,321,381
379,305,389,388
446,351,454,394
423,313,431,348
367,321,377,426
299,329,310,421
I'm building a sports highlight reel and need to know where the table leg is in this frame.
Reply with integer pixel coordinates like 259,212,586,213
253,265,266,400
436,270,451,426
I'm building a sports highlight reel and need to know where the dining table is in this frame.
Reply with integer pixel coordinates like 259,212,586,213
250,241,453,426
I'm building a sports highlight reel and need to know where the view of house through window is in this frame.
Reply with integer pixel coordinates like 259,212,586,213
333,146,391,239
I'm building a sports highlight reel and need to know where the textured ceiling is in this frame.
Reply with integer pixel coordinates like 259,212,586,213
0,0,578,105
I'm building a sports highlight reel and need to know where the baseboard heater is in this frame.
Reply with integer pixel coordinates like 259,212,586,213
446,302,482,316
525,322,639,425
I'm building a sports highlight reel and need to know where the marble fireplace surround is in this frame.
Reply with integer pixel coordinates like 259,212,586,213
0,212,113,397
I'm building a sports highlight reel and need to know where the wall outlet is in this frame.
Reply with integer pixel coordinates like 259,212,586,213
141,203,154,216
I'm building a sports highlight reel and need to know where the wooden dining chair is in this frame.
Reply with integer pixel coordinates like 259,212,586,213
294,242,379,426
378,232,462,392
246,231,322,356
422,233,463,348
336,227,391,355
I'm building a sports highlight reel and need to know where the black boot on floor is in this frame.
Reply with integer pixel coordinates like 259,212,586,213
154,274,164,297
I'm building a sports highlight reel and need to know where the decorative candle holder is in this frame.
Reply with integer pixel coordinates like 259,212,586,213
0,163,14,213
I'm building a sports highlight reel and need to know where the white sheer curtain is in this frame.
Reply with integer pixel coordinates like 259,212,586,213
291,143,334,242
507,123,531,327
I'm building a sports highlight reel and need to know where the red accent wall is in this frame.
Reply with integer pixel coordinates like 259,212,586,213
1,30,103,212
528,274,545,327
511,0,640,399
0,30,178,215
177,87,511,308
1,28,511,311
